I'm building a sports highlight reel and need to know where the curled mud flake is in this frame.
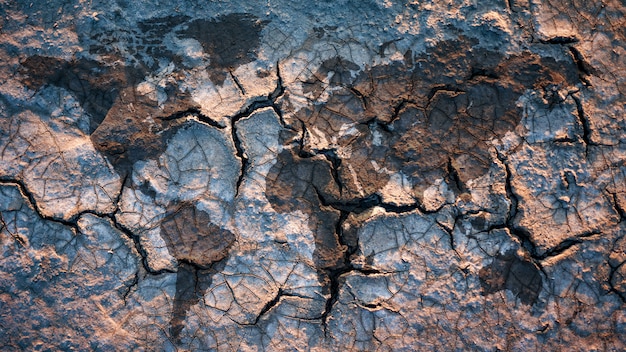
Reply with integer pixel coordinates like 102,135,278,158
160,202,235,268
177,13,269,85
479,251,543,305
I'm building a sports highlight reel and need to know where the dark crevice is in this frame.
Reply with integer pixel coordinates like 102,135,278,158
570,93,593,155
320,267,344,333
608,191,626,221
230,63,285,197
321,209,355,332
0,213,27,247
318,149,343,194
494,152,541,260
506,0,515,13
539,36,580,45
313,186,425,215
468,67,499,81
0,177,163,276
0,178,80,232
108,212,175,275
229,70,246,95
295,119,310,157
231,120,249,197
246,287,311,326
426,85,464,105
319,209,349,333
348,86,368,109
446,157,467,194
389,99,409,125
533,230,600,260
608,261,626,303
252,288,284,324
159,106,226,129
112,173,130,212
379,201,425,214
230,62,285,122
361,302,382,310
269,63,285,101
121,271,139,304
317,205,388,332
568,46,595,87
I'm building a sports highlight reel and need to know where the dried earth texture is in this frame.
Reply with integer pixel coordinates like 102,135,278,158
1,0,625,350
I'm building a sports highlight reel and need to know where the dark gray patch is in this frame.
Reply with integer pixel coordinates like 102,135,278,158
479,251,543,305
137,180,157,199
282,38,581,201
19,50,200,177
135,15,190,70
265,149,344,270
18,55,192,177
170,261,222,343
265,37,581,300
302,57,360,97
89,81,194,177
160,203,235,342
19,55,131,133
176,13,268,85
160,203,235,268
89,15,189,71
471,214,486,230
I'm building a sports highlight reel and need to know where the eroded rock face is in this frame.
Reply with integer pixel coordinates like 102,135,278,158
0,0,625,350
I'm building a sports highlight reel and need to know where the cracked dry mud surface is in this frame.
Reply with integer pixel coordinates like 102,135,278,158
1,0,625,351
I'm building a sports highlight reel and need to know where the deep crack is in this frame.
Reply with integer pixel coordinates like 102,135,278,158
570,93,593,155
160,106,226,129
494,152,541,258
231,63,285,197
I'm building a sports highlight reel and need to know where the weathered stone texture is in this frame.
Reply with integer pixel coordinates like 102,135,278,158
0,0,625,350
